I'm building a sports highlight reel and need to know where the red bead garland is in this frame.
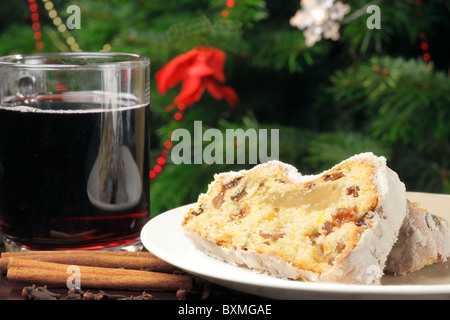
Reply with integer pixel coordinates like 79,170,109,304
149,137,174,181
221,0,235,18
149,102,190,180
151,1,238,182
28,0,44,50
415,0,431,63
226,0,235,8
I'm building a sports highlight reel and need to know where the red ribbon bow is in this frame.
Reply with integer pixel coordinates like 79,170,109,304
155,46,238,111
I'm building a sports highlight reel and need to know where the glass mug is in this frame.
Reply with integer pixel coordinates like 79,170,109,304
0,52,150,251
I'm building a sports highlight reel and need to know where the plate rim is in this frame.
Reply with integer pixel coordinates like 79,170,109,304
141,192,450,298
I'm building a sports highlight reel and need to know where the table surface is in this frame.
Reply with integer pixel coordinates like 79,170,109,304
2,192,449,300
0,234,258,300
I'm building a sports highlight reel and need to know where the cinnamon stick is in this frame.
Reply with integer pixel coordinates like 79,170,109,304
5,258,193,292
0,250,178,273
1,250,156,258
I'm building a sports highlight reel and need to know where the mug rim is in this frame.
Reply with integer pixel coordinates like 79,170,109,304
0,52,150,70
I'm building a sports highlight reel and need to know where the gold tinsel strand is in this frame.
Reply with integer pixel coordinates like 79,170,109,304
41,0,111,52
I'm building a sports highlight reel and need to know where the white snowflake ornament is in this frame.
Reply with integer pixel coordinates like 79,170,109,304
290,0,350,47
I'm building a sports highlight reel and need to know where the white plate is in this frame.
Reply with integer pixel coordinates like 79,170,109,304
141,192,450,299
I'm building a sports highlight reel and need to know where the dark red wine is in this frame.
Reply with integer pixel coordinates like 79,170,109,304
0,95,149,250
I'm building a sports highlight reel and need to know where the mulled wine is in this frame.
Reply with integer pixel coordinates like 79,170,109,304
0,95,150,250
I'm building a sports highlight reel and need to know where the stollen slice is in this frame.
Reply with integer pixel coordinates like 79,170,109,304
385,200,450,275
182,153,407,284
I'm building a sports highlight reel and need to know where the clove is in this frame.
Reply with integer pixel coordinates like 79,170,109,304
22,285,61,300
117,292,153,300
66,288,152,300
66,288,84,300
95,290,128,300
